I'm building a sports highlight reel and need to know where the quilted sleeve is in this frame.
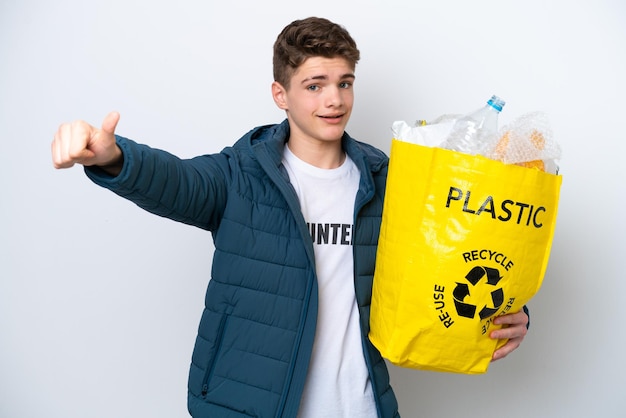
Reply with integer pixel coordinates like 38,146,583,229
84,135,230,231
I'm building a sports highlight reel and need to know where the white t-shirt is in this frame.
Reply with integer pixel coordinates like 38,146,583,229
282,145,377,418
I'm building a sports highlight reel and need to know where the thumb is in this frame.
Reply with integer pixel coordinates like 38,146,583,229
101,111,120,135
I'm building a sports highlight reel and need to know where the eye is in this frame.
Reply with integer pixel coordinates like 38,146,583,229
339,81,353,89
307,85,320,92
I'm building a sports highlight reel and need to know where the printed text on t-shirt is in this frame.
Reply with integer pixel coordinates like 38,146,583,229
307,223,353,245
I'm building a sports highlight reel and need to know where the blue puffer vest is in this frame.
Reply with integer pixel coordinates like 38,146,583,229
85,120,400,417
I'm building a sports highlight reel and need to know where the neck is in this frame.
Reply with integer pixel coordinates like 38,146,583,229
286,139,345,169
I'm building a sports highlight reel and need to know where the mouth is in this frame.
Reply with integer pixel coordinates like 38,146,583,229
319,114,344,122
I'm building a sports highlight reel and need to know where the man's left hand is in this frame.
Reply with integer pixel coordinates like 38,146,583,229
490,310,529,361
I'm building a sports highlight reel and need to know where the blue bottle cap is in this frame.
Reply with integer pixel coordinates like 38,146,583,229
487,95,506,112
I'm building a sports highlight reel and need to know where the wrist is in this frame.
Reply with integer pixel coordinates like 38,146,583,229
99,146,124,176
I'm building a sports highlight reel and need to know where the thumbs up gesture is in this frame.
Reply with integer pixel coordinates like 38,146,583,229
52,111,123,174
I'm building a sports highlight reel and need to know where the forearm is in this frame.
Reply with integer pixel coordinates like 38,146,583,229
85,136,227,230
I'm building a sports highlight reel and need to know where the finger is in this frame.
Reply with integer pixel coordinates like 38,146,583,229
493,310,528,326
52,123,76,169
492,337,522,361
51,131,66,169
101,111,120,135
490,322,528,341
67,121,95,164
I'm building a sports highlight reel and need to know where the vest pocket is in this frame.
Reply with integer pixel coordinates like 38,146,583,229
201,314,229,397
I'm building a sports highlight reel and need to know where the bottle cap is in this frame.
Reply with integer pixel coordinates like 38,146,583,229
487,95,506,112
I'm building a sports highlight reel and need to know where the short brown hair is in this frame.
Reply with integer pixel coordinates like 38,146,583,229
273,17,360,89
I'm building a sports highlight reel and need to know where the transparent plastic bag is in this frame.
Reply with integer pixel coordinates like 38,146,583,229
486,112,562,174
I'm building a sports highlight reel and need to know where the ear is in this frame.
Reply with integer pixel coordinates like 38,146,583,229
272,81,288,110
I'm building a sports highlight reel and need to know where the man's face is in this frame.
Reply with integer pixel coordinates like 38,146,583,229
272,56,355,148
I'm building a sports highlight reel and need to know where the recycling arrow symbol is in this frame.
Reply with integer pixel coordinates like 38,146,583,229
453,266,504,320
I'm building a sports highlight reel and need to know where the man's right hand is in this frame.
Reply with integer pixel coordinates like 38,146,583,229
52,111,123,175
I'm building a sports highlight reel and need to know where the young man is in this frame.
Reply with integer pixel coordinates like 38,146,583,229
51,17,528,418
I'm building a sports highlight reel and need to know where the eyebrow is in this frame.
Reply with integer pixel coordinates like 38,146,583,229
300,73,356,84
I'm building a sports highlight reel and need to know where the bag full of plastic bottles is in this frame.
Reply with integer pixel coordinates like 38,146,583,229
370,96,563,374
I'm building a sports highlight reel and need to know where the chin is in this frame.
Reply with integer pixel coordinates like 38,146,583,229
319,132,345,143
320,125,346,139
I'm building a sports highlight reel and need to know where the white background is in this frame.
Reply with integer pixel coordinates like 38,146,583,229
1,1,624,417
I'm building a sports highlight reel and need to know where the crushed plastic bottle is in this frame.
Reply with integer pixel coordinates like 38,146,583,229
441,95,505,155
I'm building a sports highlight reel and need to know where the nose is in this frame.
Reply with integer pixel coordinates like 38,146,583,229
324,86,343,108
